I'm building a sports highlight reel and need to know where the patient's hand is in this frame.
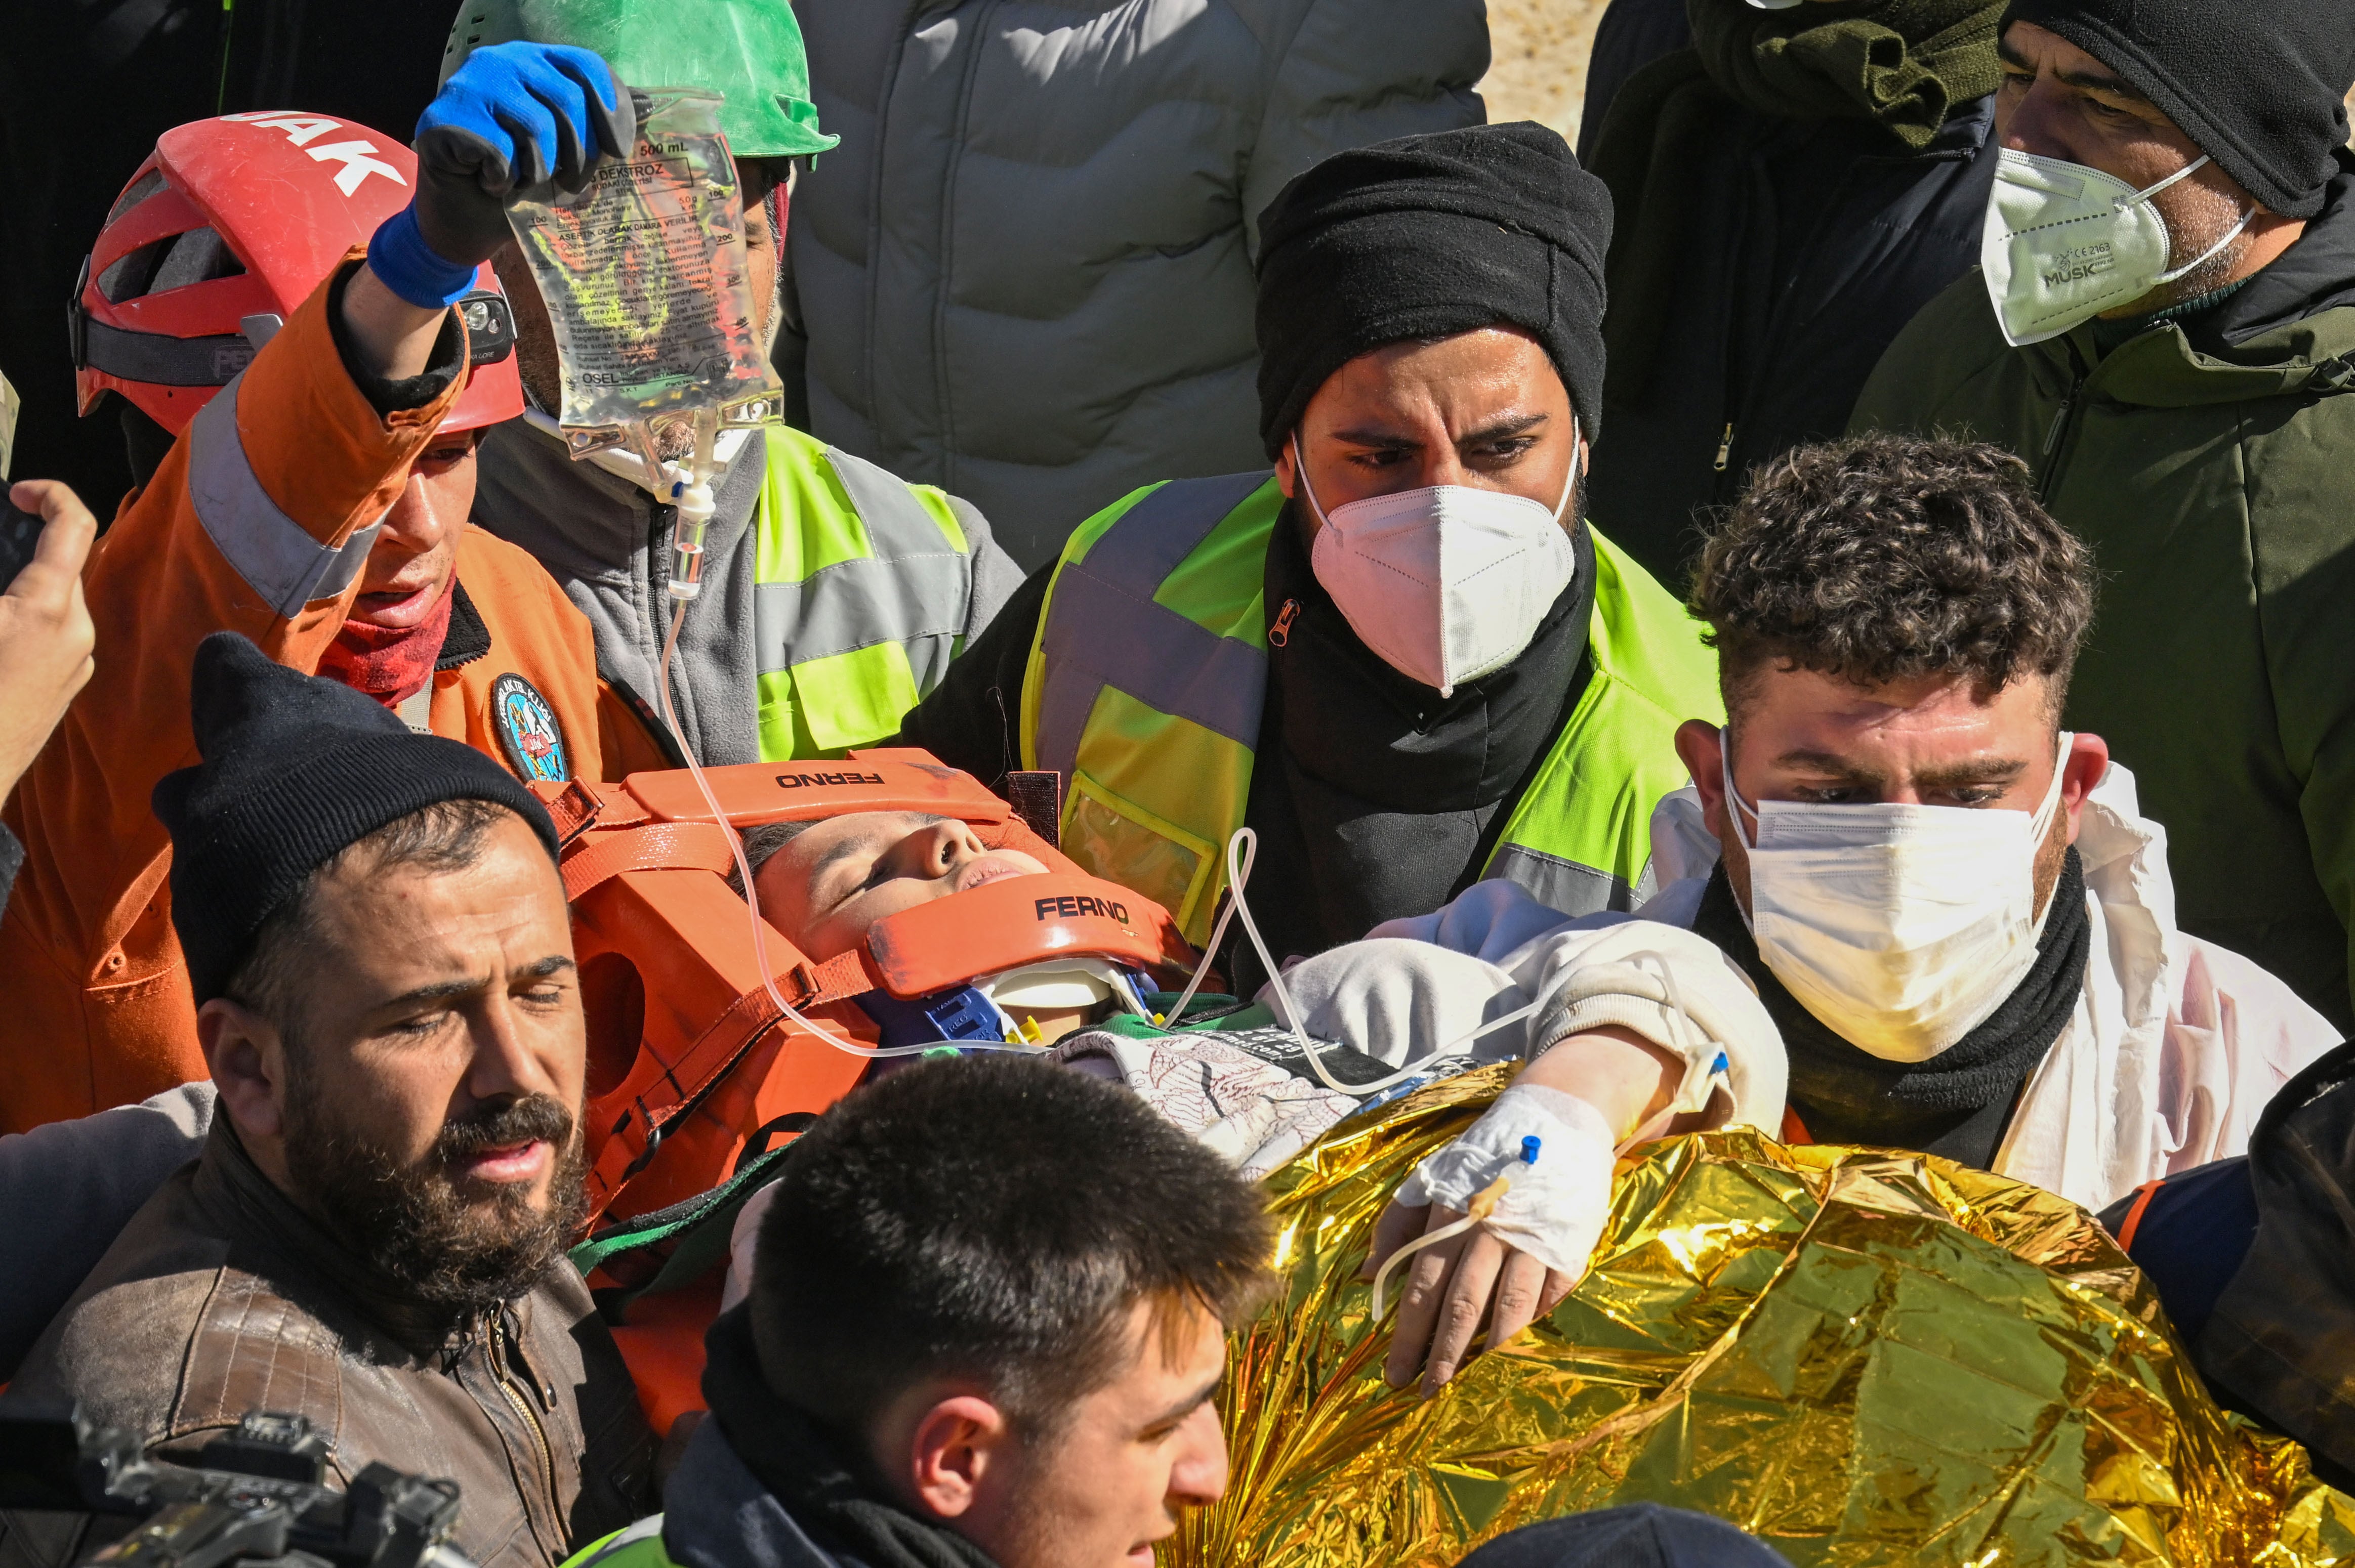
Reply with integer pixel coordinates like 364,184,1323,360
1360,1028,1682,1396
1365,1193,1581,1396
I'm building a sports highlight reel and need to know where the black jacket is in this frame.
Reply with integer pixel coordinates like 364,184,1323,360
1577,0,2000,587
634,1308,998,1568
2192,1040,2355,1489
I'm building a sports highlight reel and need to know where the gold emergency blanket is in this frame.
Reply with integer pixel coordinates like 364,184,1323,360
1167,1065,2355,1567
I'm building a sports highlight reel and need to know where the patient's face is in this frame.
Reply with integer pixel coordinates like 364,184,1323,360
758,812,1050,960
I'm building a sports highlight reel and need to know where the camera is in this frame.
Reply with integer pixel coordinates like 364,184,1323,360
0,1404,473,1568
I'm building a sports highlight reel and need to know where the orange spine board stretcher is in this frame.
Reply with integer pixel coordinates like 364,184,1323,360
535,747,1194,1224
540,750,1193,1430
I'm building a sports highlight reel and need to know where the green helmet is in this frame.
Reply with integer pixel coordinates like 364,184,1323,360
441,0,838,159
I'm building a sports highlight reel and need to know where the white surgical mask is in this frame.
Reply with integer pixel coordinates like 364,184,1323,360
1981,148,2253,347
1725,733,2075,1062
1294,433,1579,697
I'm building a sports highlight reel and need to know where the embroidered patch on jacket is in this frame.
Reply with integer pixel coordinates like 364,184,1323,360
491,671,570,782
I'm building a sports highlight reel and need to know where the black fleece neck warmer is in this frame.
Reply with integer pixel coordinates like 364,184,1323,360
1222,508,1595,991
2003,0,2355,220
1689,847,2090,1167
701,1307,1000,1568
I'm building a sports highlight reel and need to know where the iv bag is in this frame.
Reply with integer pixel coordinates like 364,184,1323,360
504,89,781,462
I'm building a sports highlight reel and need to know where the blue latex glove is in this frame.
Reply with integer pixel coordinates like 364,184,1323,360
369,41,638,307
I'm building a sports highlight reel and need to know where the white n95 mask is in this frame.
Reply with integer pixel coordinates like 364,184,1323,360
1294,434,1579,698
1981,148,2252,347
1725,734,2074,1062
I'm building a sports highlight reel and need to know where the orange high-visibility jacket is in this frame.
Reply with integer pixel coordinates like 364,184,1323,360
0,263,637,1132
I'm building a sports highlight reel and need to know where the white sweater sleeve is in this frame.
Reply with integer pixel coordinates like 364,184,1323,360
1498,920,1787,1132
1367,876,1616,960
1264,914,1788,1133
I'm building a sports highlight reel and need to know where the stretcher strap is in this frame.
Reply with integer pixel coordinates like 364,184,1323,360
798,949,879,1005
545,779,609,845
589,986,785,1208
571,1140,799,1284
561,821,739,902
586,948,880,1213
2111,1178,2166,1252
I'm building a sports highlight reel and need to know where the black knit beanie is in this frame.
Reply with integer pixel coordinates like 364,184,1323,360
1455,1504,1790,1568
1252,121,1612,457
2003,0,2355,220
153,632,561,1003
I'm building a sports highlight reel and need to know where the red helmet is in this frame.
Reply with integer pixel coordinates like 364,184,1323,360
72,111,523,438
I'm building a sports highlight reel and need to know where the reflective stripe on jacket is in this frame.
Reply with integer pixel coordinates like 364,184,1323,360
1016,472,1723,946
752,427,981,759
562,1520,669,1568
0,261,610,1131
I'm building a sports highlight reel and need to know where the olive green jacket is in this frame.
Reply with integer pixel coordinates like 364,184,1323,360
1852,203,2355,1029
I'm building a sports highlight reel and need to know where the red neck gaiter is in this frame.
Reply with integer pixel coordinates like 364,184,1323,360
318,579,457,707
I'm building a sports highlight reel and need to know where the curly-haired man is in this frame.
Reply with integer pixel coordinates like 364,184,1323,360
1352,432,2340,1393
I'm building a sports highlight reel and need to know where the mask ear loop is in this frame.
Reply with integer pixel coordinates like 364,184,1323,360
1548,416,1581,524
2155,204,2254,285
2031,732,2077,840
2119,156,2256,286
1716,730,1767,937
1290,432,1332,530
1718,727,1761,854
2023,732,2080,939
2121,153,2212,206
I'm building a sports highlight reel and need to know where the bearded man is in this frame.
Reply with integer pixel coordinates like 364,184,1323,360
1852,0,2355,1031
1,633,653,1568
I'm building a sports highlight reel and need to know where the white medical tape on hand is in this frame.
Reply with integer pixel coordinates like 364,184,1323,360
1395,1083,1618,1278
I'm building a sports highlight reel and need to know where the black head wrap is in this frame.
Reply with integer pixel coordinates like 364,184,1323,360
2002,0,2355,220
1252,121,1613,457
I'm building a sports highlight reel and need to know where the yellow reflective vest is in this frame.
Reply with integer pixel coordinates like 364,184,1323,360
1018,473,1723,945
753,427,984,760
562,1520,667,1568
